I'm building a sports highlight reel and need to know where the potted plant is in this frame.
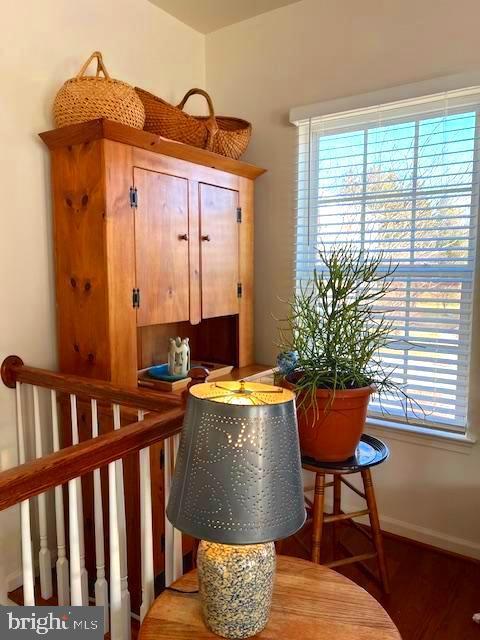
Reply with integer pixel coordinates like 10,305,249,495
277,244,410,462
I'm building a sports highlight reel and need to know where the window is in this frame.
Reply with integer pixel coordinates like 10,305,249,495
292,87,480,434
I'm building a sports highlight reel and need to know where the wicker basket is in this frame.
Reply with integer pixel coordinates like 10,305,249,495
53,51,145,129
135,87,251,160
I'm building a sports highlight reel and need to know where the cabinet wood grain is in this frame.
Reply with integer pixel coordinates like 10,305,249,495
200,184,239,319
51,140,110,380
104,141,137,386
134,169,190,326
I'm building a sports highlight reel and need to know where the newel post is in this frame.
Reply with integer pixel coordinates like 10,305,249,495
1,355,24,388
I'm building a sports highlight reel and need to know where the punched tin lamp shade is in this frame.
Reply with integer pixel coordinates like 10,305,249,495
167,381,306,544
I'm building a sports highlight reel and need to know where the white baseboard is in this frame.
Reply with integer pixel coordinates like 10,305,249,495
322,497,480,560
6,569,23,593
378,513,480,560
6,549,59,594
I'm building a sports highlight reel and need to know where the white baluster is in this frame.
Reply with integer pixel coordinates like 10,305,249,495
164,435,182,586
113,404,131,640
164,437,173,588
50,390,69,605
15,383,35,605
109,459,122,639
91,400,109,632
172,434,183,580
32,386,53,600
69,394,88,604
138,410,154,622
68,475,83,606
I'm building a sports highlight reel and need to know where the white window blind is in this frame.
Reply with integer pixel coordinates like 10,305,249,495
292,87,480,433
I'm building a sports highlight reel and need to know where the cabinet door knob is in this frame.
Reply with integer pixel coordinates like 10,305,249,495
201,234,211,242
178,233,189,241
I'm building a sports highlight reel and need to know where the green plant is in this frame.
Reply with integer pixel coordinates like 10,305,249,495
278,244,415,417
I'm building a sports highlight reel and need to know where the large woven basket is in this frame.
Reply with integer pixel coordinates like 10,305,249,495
135,87,251,160
53,51,145,129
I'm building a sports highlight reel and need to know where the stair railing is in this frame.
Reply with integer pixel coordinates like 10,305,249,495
0,355,194,640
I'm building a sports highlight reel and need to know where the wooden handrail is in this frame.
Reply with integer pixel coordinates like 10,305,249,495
0,406,184,511
1,356,182,412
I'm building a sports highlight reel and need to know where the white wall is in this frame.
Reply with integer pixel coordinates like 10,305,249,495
2,0,480,587
0,0,205,589
206,0,480,558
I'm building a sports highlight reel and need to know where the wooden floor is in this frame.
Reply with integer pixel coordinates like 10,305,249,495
283,520,480,640
10,522,480,640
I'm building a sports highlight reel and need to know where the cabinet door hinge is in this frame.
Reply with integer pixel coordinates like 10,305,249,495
236,207,242,223
237,282,243,298
132,288,141,308
129,187,138,208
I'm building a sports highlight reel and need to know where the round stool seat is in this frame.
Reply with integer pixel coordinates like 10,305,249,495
302,434,389,474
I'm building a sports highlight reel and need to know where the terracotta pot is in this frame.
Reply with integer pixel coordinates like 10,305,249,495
285,380,374,462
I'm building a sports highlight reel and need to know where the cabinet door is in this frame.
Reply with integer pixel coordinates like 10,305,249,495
134,168,189,326
199,184,239,319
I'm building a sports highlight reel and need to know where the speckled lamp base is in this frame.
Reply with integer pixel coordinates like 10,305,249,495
197,540,276,639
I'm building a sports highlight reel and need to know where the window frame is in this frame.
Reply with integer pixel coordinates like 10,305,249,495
292,78,480,444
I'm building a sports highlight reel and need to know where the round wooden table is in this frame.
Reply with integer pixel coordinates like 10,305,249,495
139,556,401,640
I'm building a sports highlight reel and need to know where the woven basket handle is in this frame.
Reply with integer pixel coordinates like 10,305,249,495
76,51,111,80
177,88,219,151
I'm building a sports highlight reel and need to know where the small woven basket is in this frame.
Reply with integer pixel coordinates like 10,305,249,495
135,87,251,160
53,51,145,129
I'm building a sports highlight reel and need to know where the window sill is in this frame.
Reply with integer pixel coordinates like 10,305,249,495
365,416,477,454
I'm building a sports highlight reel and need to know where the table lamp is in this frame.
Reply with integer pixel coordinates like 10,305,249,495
167,380,306,639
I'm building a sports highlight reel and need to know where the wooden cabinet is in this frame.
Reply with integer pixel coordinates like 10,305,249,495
40,119,265,387
40,118,265,604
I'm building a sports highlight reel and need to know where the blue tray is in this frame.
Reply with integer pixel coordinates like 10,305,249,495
147,364,187,382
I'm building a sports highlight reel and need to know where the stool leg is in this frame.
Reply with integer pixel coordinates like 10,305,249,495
311,472,325,564
332,474,341,559
361,468,390,594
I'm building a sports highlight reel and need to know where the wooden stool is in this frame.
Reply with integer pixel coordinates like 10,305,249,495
302,434,390,593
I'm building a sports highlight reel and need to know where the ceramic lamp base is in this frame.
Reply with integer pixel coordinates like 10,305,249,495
197,540,276,639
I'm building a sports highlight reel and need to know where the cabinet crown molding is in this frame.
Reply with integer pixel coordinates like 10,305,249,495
39,119,266,180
